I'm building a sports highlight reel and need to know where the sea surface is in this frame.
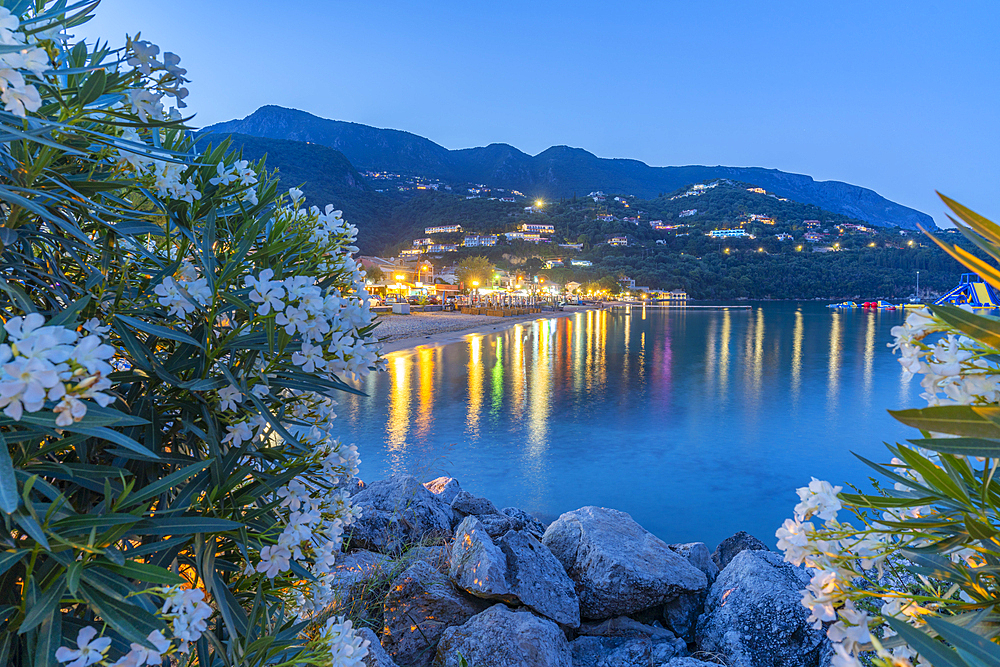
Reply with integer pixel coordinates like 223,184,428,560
340,303,917,548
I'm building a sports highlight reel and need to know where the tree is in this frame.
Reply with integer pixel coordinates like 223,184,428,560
456,255,495,289
0,5,377,665
366,264,385,283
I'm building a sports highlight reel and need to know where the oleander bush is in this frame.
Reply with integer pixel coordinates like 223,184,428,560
0,2,382,666
779,196,1000,667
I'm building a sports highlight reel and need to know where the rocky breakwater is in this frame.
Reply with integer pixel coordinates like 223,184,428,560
336,474,831,667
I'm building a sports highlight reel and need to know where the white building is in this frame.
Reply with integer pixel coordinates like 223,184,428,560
708,229,750,238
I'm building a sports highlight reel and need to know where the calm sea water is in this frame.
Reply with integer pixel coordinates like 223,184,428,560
340,303,918,548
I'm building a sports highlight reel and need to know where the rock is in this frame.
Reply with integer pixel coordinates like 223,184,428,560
502,507,547,538
578,616,677,639
434,604,572,667
358,627,399,667
449,516,516,602
669,542,719,583
696,550,830,667
711,531,769,571
349,474,454,553
500,530,580,628
542,507,708,619
662,592,703,643
477,512,515,538
383,561,487,667
663,659,720,667
570,635,687,667
424,477,462,505
404,544,451,573
451,490,500,516
328,550,395,613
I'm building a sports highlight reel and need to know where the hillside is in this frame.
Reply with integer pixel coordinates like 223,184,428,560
203,106,935,230
195,133,405,250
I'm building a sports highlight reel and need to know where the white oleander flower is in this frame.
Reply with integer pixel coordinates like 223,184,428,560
246,269,286,316
71,335,115,376
222,420,253,447
127,40,160,74
0,8,21,46
128,88,164,122
827,601,871,651
55,627,111,667
794,477,842,522
218,384,242,412
1,81,41,116
318,616,369,667
110,630,172,667
257,543,292,578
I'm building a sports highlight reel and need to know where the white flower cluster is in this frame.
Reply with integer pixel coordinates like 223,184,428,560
889,307,1000,406
125,39,189,119
55,585,211,667
776,477,938,667
0,314,115,426
257,426,362,593
0,7,51,117
153,261,211,318
314,616,369,667
115,129,202,205
209,158,260,205
246,267,379,382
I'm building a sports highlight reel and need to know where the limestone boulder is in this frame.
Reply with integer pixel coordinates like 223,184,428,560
433,604,572,667
570,635,687,667
502,507,547,538
476,512,515,538
349,475,454,553
696,549,831,667
358,627,399,667
404,544,451,573
449,516,517,602
452,490,500,516
500,530,580,628
541,507,708,619
328,550,395,614
383,560,487,667
668,542,719,583
577,616,678,640
711,531,769,571
449,517,581,627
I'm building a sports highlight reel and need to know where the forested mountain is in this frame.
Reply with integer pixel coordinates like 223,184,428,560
202,106,934,230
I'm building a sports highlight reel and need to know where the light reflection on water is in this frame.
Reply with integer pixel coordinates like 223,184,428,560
342,303,915,547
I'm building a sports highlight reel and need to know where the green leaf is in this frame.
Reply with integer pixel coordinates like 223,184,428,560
123,459,211,508
78,68,106,106
51,514,141,535
61,425,160,460
0,550,27,577
19,579,65,635
885,617,970,667
926,616,1000,667
909,437,1000,458
78,583,164,648
890,406,1000,439
133,516,243,535
930,305,1000,351
13,512,49,550
115,314,204,349
0,431,18,513
33,601,61,667
105,561,184,585
212,571,248,637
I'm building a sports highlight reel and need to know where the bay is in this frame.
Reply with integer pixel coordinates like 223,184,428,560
341,302,917,547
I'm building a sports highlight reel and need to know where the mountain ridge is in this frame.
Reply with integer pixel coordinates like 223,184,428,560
202,105,934,230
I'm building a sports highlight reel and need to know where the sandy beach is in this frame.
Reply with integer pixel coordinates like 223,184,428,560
375,306,602,354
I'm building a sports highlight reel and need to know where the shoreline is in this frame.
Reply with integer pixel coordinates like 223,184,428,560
377,306,603,355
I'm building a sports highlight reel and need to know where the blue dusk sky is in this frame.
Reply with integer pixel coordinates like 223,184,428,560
79,1,998,226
